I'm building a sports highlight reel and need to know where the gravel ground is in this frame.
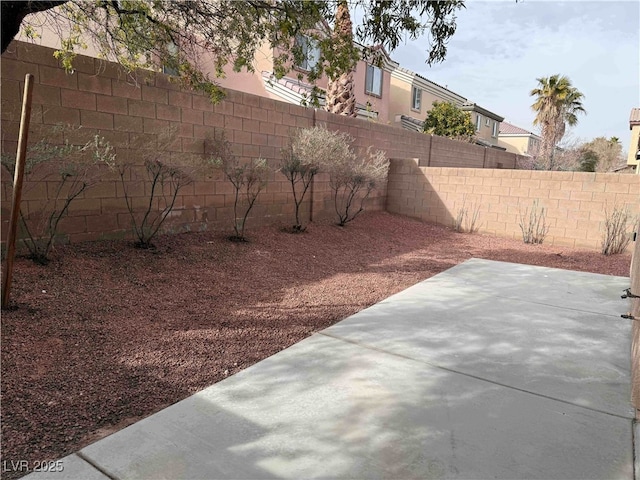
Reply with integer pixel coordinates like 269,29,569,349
0,211,632,479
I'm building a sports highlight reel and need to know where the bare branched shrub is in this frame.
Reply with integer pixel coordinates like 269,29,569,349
323,142,389,227
109,128,194,249
518,199,550,244
280,127,349,232
1,126,115,264
453,195,481,233
601,204,636,255
206,131,269,242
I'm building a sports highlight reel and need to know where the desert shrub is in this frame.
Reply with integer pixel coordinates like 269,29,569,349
453,195,481,233
601,204,636,255
206,131,269,241
518,199,550,245
1,126,115,264
110,128,194,249
323,140,389,227
280,127,348,232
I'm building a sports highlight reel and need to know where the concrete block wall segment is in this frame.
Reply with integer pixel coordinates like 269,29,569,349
387,163,640,250
3,40,524,246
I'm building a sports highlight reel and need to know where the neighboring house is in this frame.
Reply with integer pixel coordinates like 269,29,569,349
260,72,377,120
497,122,542,157
389,67,465,123
628,108,640,174
252,37,399,123
461,103,504,148
389,66,504,149
20,26,397,123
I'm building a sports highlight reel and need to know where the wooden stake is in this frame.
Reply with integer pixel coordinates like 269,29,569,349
2,74,34,309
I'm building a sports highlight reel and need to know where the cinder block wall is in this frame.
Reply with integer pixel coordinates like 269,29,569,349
1,41,518,245
388,160,640,250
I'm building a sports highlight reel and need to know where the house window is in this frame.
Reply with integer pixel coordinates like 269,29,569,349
162,64,179,76
485,118,491,127
365,64,382,96
475,114,482,132
162,42,179,76
492,121,498,137
295,35,320,71
411,86,421,110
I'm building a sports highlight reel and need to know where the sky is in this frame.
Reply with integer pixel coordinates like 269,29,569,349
389,0,639,153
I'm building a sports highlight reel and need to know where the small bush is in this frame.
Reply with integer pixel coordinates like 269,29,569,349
518,199,549,245
206,131,269,241
279,127,335,231
601,205,635,255
453,196,481,234
110,128,194,249
1,126,115,264
323,143,389,227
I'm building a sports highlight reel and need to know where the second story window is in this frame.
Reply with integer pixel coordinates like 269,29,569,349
412,86,421,110
162,42,179,76
476,114,482,132
492,121,498,137
365,64,382,96
295,35,320,71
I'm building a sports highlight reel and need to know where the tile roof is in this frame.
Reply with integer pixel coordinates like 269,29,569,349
399,114,423,132
630,108,640,125
262,71,315,96
499,121,536,135
461,103,504,122
395,67,463,98
261,72,376,117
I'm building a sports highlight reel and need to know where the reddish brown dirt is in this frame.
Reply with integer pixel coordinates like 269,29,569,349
0,211,631,479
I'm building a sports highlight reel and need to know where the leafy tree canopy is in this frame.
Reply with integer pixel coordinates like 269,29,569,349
578,149,598,172
422,101,475,142
1,0,465,102
580,136,624,172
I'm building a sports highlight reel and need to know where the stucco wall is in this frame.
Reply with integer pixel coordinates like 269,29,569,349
628,125,639,169
498,136,529,155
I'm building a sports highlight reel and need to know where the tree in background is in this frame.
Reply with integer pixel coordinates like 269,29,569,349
2,1,464,103
541,135,625,172
530,74,586,170
422,101,476,142
578,149,598,172
324,0,357,118
581,136,625,172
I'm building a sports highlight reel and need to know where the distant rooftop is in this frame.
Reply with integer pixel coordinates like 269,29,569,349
260,72,377,119
499,121,539,137
394,67,466,100
461,103,504,122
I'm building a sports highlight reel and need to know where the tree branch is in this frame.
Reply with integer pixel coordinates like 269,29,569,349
1,1,68,53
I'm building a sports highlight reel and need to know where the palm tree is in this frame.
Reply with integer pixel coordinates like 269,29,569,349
530,75,585,170
325,0,356,117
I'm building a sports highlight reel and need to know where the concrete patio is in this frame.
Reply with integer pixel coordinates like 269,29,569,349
25,258,635,479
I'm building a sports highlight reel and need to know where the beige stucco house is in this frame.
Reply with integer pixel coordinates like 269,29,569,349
389,67,465,121
628,108,640,173
389,66,504,148
497,121,541,157
461,103,504,148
